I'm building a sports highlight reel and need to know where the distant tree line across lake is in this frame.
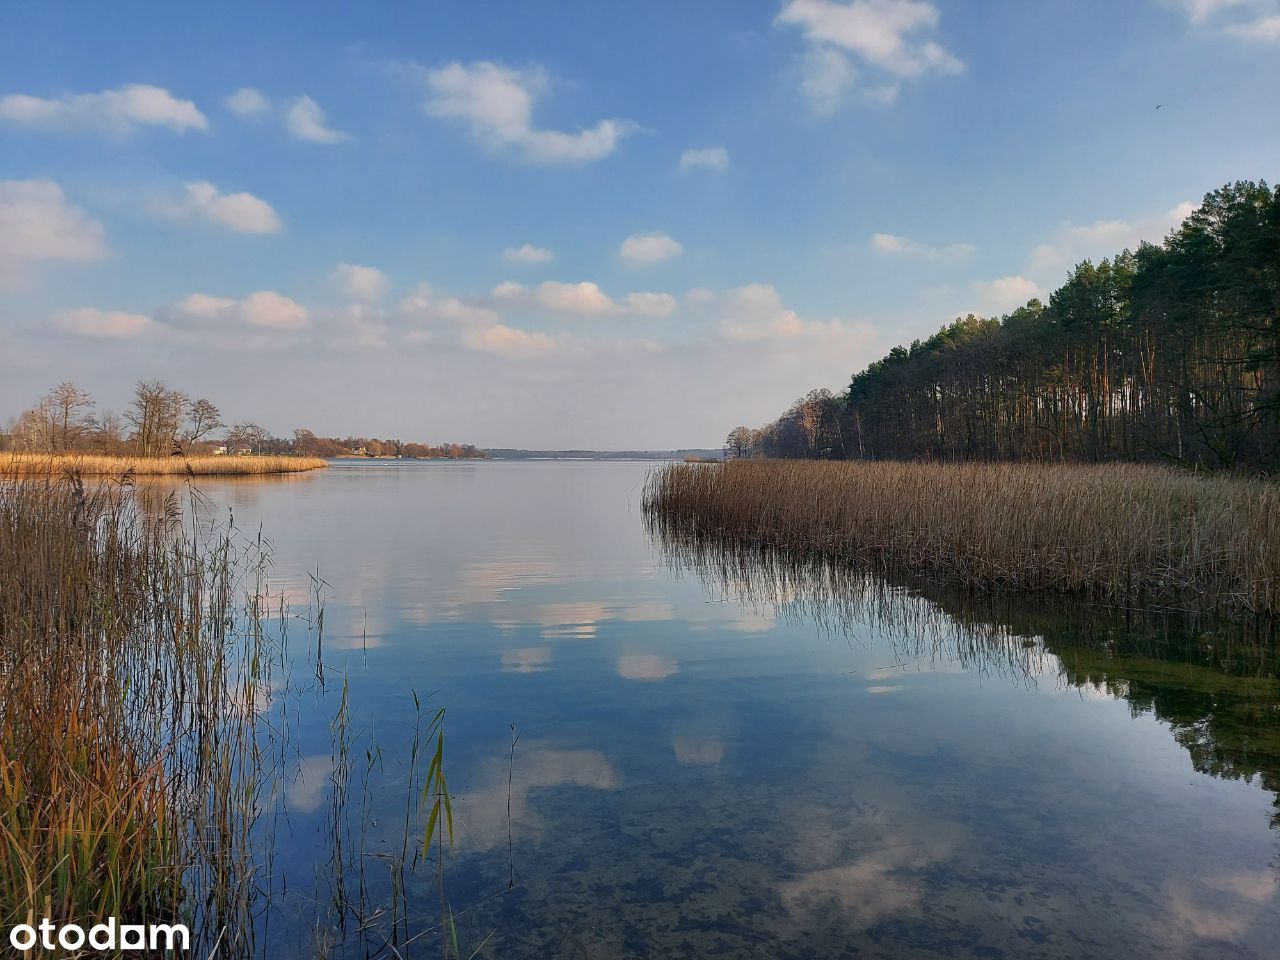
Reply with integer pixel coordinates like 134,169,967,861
727,180,1280,471
0,380,487,460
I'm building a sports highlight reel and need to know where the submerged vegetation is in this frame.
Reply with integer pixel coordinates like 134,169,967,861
0,452,328,476
733,180,1280,471
644,458,1280,618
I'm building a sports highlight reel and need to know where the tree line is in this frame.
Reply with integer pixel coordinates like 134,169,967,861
727,180,1280,470
1,380,488,460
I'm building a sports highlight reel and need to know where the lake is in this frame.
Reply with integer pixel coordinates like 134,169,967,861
185,459,1279,959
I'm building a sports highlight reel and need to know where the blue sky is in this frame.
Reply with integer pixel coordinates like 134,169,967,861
2,0,1278,447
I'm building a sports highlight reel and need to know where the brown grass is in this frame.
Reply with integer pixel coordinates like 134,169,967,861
644,459,1280,617
0,477,273,955
0,452,327,477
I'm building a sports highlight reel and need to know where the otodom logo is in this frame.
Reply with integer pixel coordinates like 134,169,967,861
8,918,189,953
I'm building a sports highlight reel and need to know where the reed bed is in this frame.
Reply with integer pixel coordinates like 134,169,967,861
0,477,275,956
644,459,1280,618
0,453,328,477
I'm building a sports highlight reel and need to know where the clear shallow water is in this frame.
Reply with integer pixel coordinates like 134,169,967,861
184,460,1279,959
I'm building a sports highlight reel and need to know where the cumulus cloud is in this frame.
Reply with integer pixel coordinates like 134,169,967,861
52,308,151,339
397,282,501,329
159,181,282,234
0,179,106,287
777,0,963,112
717,283,872,347
1225,13,1280,38
870,232,975,262
284,95,350,144
224,87,270,118
330,263,389,300
621,292,678,317
503,243,555,264
159,290,308,330
1028,201,1194,279
679,146,729,172
493,280,675,317
0,83,207,133
973,275,1042,311
1171,0,1251,22
462,323,562,356
1166,0,1280,40
619,232,683,265
423,61,632,163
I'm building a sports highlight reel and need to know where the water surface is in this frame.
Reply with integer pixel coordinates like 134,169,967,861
188,460,1280,959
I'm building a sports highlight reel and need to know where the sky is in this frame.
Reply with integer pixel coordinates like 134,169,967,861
1,0,1278,449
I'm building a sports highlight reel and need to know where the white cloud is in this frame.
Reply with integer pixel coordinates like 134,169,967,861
717,283,872,347
619,232,683,265
535,281,619,315
1172,0,1250,23
679,146,729,172
424,61,632,163
1225,13,1280,38
160,181,282,234
284,95,350,144
503,243,555,264
224,87,270,118
159,290,308,330
331,263,389,300
0,83,207,133
1028,201,1194,278
973,275,1042,311
0,180,106,287
463,323,562,356
799,46,860,114
1167,0,1280,40
493,280,675,317
622,292,678,317
777,0,963,111
397,282,501,329
870,232,975,262
52,308,151,339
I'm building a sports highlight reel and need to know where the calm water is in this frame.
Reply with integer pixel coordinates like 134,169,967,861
186,460,1279,959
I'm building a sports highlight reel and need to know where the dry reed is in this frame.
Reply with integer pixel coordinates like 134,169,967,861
0,453,327,477
644,459,1280,618
0,476,275,956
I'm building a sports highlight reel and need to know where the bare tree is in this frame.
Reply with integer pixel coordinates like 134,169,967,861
724,426,755,459
125,380,189,456
226,422,270,455
184,398,223,449
93,411,127,454
42,382,96,452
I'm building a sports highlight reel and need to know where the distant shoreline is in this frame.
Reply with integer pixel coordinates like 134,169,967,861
0,453,328,476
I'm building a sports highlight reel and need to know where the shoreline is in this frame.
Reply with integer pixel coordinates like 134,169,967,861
0,453,329,476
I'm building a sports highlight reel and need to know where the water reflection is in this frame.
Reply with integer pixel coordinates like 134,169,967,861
654,520,1280,834
166,462,1280,958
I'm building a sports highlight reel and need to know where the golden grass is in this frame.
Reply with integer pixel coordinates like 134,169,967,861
0,477,271,954
0,452,327,476
644,459,1280,617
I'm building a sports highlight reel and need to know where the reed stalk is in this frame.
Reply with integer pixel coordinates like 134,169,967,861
0,453,327,477
644,459,1280,618
0,476,276,957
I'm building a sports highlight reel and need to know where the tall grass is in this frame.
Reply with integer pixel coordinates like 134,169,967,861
644,459,1280,618
0,453,327,477
0,476,275,956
